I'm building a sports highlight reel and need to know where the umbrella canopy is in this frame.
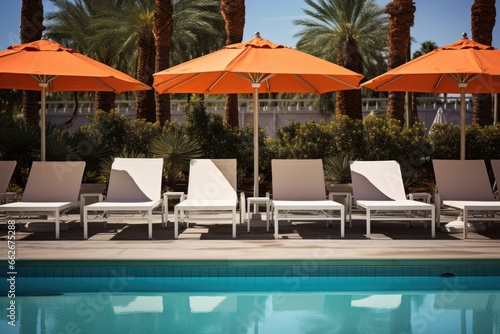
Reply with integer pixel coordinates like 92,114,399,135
153,32,363,196
0,37,150,160
362,34,500,159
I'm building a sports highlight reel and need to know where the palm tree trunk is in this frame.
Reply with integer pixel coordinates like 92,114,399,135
336,37,363,119
136,33,156,122
471,0,495,126
153,0,173,125
385,0,415,124
221,0,245,127
20,0,44,126
95,91,116,112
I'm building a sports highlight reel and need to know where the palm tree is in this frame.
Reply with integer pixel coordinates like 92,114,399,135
294,0,387,119
221,0,245,127
86,0,156,122
471,0,496,126
20,0,44,126
153,0,174,125
47,0,223,122
92,0,223,122
411,40,437,58
45,0,128,113
169,0,224,66
385,0,416,124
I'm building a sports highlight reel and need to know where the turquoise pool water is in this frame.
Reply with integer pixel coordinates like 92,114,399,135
1,260,499,334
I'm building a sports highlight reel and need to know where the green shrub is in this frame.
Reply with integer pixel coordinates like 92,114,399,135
76,109,131,156
150,132,203,190
127,119,162,155
328,115,364,158
273,120,335,159
428,123,460,159
362,114,404,160
466,123,500,160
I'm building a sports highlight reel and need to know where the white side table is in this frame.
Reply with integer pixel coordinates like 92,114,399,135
246,196,270,232
408,192,432,203
407,192,432,228
162,192,185,227
80,193,104,226
328,192,352,227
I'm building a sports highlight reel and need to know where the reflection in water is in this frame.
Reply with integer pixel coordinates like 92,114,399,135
0,291,498,333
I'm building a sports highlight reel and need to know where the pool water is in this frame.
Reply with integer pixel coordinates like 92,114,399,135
1,274,500,334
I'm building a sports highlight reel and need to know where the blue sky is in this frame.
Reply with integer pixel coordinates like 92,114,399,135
1,0,499,51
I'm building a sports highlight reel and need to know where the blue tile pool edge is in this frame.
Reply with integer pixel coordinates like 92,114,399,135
4,259,500,278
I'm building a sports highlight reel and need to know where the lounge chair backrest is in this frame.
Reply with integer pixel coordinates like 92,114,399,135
350,160,407,201
106,158,163,202
433,159,494,201
187,159,236,200
22,161,85,202
491,160,500,191
211,159,237,191
0,161,16,193
271,159,327,201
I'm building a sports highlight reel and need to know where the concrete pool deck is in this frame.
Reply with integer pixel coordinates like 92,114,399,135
2,211,500,262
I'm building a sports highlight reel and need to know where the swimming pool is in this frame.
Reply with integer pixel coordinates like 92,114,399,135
1,260,500,333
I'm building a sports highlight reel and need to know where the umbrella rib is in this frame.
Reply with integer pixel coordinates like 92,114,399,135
207,72,228,92
373,74,404,90
434,74,446,89
155,73,205,91
293,74,319,93
323,74,360,90
92,78,117,92
445,73,481,85
30,74,58,84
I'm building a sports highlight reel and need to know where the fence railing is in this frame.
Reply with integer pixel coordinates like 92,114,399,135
43,96,473,136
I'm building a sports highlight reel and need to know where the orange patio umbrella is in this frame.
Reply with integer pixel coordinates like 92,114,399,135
362,33,500,160
0,36,150,161
153,32,363,196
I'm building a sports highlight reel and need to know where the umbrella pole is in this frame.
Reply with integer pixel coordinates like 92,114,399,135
459,83,467,160
40,83,48,161
252,83,261,197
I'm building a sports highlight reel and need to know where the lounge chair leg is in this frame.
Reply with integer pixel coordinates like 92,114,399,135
340,207,345,238
366,210,371,239
83,208,88,239
148,209,152,240
431,209,436,238
274,211,279,239
174,208,179,239
55,211,60,240
463,209,468,239
232,209,236,238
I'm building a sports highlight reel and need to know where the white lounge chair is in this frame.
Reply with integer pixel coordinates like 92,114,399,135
350,160,435,238
173,159,239,239
83,158,164,240
433,159,500,239
0,161,85,239
270,159,345,239
0,161,16,203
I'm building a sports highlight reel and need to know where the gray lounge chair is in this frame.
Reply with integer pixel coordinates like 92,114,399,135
0,161,16,203
0,161,85,239
270,159,345,239
433,159,500,239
